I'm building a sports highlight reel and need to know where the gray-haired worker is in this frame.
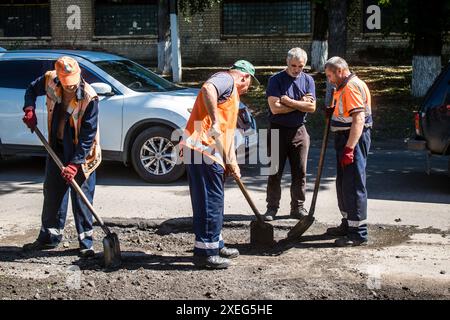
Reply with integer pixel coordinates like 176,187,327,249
264,48,316,221
324,56,372,247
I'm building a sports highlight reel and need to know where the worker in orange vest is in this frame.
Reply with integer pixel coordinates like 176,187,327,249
22,56,101,257
181,60,259,269
324,56,372,247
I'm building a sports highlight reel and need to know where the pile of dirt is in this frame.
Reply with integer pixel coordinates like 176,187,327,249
0,220,448,300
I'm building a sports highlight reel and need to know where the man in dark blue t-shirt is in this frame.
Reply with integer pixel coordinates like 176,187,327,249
264,47,316,221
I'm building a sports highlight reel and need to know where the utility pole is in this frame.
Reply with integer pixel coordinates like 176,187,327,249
169,0,182,83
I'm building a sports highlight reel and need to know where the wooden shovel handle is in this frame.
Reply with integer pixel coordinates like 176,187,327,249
230,170,264,223
34,127,109,234
308,100,335,217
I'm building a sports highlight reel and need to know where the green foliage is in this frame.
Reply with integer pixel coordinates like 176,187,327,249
377,0,449,40
311,0,330,9
179,0,221,17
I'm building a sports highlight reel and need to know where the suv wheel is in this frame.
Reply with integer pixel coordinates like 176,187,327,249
131,126,185,183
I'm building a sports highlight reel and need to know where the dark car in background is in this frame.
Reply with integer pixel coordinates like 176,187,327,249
408,62,450,174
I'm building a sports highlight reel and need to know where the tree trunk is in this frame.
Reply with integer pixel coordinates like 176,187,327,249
157,0,171,74
311,1,328,72
327,0,347,58
410,0,443,97
411,56,441,97
311,41,328,72
170,0,182,82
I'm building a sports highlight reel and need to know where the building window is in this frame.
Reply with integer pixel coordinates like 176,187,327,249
95,0,157,36
0,0,50,37
222,0,311,36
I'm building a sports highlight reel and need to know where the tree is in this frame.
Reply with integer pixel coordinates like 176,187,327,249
157,0,221,75
327,0,348,58
178,0,221,17
323,0,349,107
379,0,449,97
311,0,329,72
157,0,171,74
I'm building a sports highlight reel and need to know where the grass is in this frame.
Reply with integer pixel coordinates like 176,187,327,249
158,65,419,141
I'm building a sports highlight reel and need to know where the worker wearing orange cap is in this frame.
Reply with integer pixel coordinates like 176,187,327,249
21,56,101,258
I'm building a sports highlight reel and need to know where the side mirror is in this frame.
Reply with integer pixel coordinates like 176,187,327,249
91,82,114,96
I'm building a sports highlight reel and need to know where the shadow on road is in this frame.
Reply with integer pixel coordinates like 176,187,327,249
0,237,337,273
0,245,198,272
1,147,449,204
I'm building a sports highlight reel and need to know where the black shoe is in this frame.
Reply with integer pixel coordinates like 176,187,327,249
219,247,239,259
263,209,277,221
326,224,348,237
193,255,230,269
22,240,58,252
334,237,368,247
79,248,95,258
290,207,308,219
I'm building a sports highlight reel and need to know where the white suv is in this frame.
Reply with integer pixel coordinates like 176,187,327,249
0,50,258,183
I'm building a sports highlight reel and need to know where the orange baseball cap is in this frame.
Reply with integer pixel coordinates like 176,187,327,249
55,56,81,86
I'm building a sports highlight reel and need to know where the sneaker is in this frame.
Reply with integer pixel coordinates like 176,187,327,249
193,255,230,269
334,237,368,247
219,247,239,259
326,224,348,236
263,208,278,221
79,248,95,258
22,240,58,252
290,207,308,219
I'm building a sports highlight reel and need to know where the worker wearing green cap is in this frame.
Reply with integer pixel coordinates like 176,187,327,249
182,60,259,269
230,60,260,86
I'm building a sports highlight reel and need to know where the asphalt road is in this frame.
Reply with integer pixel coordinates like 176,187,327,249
1,143,449,300
1,143,449,239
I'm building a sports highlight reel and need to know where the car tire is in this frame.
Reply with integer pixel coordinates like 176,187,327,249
131,126,185,183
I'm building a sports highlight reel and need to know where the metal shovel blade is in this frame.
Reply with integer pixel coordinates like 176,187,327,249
103,233,122,268
250,220,275,246
287,215,315,240
286,110,332,241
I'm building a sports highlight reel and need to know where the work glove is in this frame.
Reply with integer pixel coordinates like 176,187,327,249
22,106,37,132
340,146,354,167
225,163,241,179
61,163,80,183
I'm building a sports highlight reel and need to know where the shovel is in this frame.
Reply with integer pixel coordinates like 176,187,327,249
229,170,275,246
34,127,121,268
287,107,333,240
214,136,274,246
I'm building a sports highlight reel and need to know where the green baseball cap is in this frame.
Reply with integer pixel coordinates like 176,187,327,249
230,60,260,86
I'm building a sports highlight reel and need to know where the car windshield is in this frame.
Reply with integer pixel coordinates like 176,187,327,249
94,60,182,92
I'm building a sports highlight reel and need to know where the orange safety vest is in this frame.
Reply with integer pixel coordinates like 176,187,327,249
181,81,240,168
44,70,102,178
331,75,372,132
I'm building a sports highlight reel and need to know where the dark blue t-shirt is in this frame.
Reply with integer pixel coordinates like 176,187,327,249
266,70,316,128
